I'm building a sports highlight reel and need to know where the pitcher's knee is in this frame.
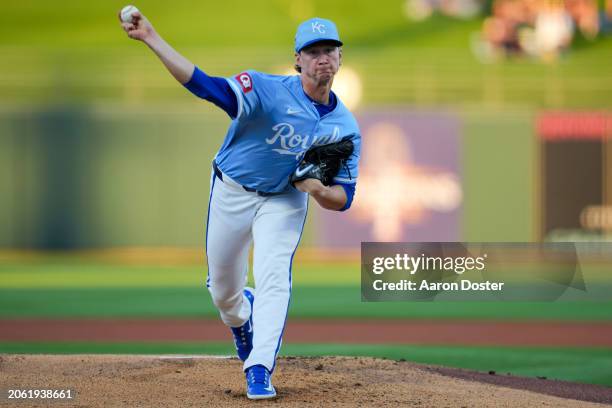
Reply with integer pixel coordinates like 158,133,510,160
211,295,235,312
209,287,241,312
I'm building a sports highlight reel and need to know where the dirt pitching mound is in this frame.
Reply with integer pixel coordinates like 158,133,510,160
0,355,610,407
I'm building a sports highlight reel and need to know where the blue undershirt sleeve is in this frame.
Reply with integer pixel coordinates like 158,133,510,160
183,66,238,118
335,182,356,211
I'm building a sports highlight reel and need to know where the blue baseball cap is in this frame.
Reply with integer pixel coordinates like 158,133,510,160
295,17,343,52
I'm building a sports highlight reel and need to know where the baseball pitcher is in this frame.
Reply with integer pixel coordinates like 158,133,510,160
119,9,361,400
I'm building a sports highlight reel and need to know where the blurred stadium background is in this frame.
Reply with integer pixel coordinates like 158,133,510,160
1,0,611,386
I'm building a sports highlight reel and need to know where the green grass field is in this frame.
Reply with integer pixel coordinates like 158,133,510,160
1,260,611,319
2,287,612,320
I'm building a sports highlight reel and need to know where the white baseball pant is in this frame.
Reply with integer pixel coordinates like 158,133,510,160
205,165,308,372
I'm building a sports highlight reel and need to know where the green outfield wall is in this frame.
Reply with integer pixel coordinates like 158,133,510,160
0,106,536,247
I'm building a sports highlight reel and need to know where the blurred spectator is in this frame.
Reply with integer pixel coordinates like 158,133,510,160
404,0,484,21
533,0,574,59
476,0,604,62
441,0,485,18
481,0,525,54
567,0,599,38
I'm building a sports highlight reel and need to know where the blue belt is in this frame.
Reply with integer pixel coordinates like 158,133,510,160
212,160,281,197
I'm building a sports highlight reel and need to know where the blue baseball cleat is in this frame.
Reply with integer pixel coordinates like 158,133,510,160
245,364,276,400
230,287,255,361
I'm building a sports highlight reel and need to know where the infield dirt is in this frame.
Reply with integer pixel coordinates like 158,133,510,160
1,355,611,407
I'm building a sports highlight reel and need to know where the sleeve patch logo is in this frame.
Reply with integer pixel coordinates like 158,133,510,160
236,72,253,93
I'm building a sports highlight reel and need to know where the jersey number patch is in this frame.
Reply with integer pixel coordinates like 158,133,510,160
236,72,253,93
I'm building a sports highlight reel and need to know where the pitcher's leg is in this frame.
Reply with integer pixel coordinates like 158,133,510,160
244,192,308,372
205,172,256,327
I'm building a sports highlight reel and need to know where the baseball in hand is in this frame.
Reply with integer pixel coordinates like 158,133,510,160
120,5,139,23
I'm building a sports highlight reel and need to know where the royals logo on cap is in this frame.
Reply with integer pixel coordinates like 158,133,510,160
311,21,326,34
295,17,343,52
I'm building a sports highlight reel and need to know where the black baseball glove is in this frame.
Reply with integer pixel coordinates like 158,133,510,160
290,137,354,187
